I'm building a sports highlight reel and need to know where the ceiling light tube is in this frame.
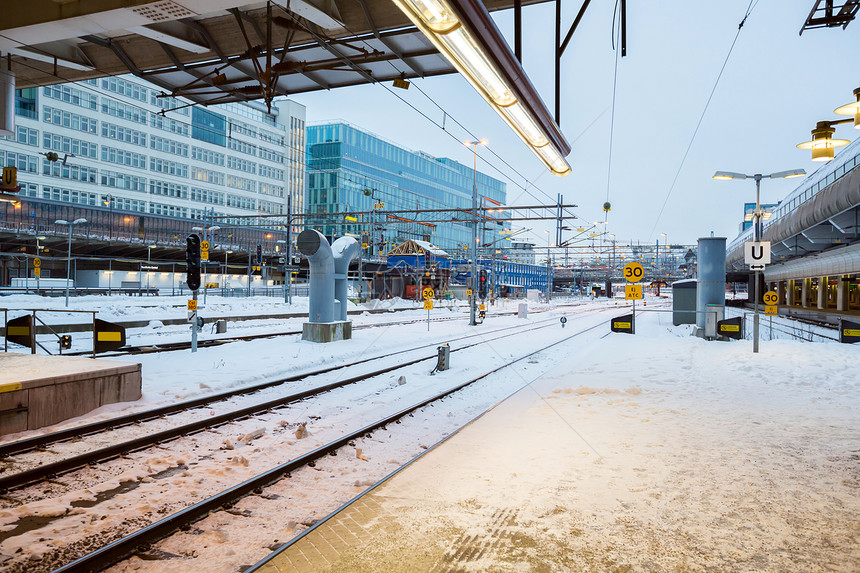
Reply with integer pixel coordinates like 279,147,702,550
498,101,549,148
390,0,571,176
533,142,571,176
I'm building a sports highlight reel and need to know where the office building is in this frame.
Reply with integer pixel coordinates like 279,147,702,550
3,77,305,222
306,121,507,254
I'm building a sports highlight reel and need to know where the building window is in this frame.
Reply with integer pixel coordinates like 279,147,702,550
192,107,226,146
15,88,38,119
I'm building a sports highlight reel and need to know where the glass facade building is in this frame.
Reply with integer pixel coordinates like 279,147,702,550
306,121,507,254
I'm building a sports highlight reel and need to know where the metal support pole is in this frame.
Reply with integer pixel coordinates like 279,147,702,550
470,145,478,326
554,0,561,124
287,193,292,304
191,290,198,353
753,176,761,353
514,0,522,62
64,225,72,307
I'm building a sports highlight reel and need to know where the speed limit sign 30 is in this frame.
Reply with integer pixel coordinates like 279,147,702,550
623,262,644,283
763,291,779,305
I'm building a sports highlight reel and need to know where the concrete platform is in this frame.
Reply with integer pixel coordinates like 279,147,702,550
0,354,141,435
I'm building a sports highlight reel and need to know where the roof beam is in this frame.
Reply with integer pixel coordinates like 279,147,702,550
126,21,210,54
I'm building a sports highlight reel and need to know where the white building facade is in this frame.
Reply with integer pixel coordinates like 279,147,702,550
3,76,305,221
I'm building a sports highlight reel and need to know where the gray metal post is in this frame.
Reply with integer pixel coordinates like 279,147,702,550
64,224,72,306
191,290,198,353
753,176,761,353
469,145,478,326
286,192,292,304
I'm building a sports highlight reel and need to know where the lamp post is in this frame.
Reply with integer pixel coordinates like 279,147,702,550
713,168,805,352
103,195,113,240
55,218,87,307
464,139,487,326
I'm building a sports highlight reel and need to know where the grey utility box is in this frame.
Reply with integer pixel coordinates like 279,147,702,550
672,279,697,325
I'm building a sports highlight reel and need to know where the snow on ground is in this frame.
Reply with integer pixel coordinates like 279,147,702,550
0,294,856,572
294,309,859,572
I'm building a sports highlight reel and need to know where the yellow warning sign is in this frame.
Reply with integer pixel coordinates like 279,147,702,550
765,305,778,315
34,268,41,276
466,289,473,296
201,240,210,251
625,284,643,300
844,329,860,337
720,324,740,332
97,331,122,342
422,287,434,300
188,300,198,311
33,258,41,268
623,262,644,283
763,291,778,305
423,300,433,310
479,303,486,311
615,322,632,329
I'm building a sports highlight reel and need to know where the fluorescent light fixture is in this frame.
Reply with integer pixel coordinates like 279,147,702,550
834,87,860,129
391,0,571,176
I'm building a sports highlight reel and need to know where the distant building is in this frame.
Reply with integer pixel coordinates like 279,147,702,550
498,241,536,264
305,121,507,254
740,201,780,234
2,77,305,221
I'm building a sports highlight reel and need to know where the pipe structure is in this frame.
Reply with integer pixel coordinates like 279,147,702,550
331,236,361,321
297,230,335,323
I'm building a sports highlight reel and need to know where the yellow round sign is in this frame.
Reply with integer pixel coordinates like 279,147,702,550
201,240,210,251
422,287,434,300
33,258,41,268
763,290,779,305
623,262,644,283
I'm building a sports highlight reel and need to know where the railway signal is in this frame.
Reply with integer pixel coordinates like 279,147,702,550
186,235,201,291
478,269,488,299
256,244,263,265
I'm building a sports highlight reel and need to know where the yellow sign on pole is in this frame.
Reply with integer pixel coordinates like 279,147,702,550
625,284,643,300
422,287,434,300
623,262,644,283
188,299,198,311
201,240,210,251
34,268,41,276
466,289,473,296
479,303,486,311
423,300,433,310
765,305,778,315
33,258,41,268
763,291,779,305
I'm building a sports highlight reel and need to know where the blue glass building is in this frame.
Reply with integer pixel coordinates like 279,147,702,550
306,122,507,254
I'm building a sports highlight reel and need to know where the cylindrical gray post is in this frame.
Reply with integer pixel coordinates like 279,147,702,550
332,236,361,321
696,236,726,332
298,230,335,323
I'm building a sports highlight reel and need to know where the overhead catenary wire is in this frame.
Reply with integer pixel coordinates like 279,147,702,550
646,0,760,240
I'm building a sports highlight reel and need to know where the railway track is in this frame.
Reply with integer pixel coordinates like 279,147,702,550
52,301,592,357
32,309,609,573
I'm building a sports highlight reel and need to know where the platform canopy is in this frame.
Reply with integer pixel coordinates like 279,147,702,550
0,0,570,174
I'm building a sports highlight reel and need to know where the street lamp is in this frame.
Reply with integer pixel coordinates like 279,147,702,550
55,218,87,307
464,139,487,326
103,195,113,239
713,168,806,352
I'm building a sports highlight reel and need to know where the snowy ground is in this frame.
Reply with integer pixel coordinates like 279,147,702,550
0,294,856,572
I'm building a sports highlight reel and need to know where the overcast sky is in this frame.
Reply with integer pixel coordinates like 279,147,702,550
290,0,858,250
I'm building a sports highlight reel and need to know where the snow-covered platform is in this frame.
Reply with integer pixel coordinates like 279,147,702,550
250,320,859,572
0,354,141,435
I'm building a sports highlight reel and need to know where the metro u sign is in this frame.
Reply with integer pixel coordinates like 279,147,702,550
744,241,771,268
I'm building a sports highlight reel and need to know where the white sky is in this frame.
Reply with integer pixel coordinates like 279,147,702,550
289,0,859,249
